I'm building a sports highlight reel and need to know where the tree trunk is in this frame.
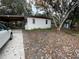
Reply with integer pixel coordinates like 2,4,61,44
57,4,78,31
53,17,58,28
57,14,71,31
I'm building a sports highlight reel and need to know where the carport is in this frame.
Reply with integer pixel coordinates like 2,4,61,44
0,15,25,29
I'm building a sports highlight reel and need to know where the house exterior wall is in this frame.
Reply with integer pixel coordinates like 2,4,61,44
25,17,51,30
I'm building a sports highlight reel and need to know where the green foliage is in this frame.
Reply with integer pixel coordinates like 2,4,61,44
0,0,32,15
68,7,79,24
1,0,13,6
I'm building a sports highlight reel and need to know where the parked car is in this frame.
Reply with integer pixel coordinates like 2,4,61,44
0,23,13,49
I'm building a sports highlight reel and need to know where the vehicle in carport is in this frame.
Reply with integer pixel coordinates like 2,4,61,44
0,23,13,49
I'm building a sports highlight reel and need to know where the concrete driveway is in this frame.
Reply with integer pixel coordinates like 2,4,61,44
0,30,25,59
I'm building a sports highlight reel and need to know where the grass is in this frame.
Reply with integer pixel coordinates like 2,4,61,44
24,28,53,32
23,27,79,36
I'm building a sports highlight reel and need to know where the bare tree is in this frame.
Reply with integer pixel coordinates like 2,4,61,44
35,0,79,30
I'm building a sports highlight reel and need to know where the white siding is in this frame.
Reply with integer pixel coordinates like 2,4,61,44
25,17,51,30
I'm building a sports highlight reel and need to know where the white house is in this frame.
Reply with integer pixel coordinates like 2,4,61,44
24,16,51,30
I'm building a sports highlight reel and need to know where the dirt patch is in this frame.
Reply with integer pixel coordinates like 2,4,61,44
23,30,79,59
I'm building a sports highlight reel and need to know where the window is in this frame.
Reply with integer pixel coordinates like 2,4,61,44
33,19,35,24
46,20,48,24
0,26,3,31
0,24,7,31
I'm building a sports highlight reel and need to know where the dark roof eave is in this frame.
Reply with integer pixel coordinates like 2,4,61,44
26,16,52,20
0,15,53,20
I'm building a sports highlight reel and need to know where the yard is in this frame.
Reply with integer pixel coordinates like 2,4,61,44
23,30,79,59
0,29,79,59
0,0,79,59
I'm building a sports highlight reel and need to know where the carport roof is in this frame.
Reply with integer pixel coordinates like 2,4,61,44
0,15,52,21
0,15,24,21
0,15,24,18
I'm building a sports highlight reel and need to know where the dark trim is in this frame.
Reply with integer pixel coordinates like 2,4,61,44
26,16,52,19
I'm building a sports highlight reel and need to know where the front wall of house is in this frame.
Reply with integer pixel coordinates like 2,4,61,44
25,17,51,30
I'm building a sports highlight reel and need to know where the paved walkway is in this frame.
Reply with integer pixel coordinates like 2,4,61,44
0,30,25,59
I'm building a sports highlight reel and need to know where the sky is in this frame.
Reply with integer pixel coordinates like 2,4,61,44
26,0,37,14
32,4,37,15
26,0,45,15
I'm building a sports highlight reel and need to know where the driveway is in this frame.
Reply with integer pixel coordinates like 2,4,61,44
0,30,25,59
